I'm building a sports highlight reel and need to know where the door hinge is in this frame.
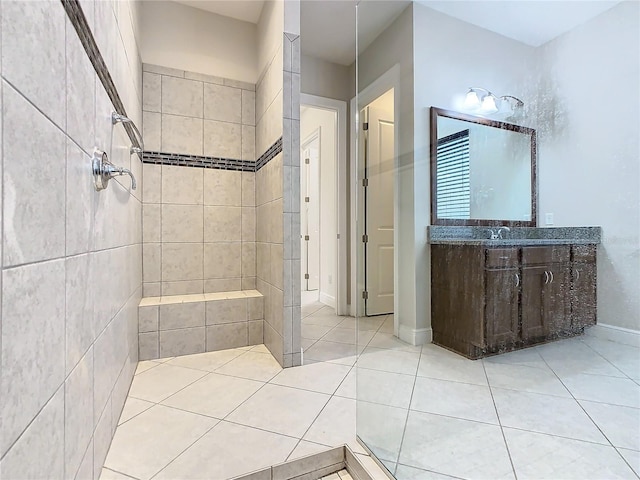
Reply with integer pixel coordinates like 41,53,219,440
304,196,310,203
362,178,369,187
305,158,310,164
304,235,310,241
305,273,310,280
363,122,369,131
362,290,369,300
362,234,368,243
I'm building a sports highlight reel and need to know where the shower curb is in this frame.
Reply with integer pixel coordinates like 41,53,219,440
231,445,390,480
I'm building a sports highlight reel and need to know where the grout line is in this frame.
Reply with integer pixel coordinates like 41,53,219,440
536,349,638,469
393,345,421,467
101,467,141,480
482,359,519,480
579,337,636,381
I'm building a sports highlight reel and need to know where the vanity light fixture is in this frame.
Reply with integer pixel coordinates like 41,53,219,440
464,87,524,117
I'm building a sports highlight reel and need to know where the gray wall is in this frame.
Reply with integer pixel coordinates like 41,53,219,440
0,0,142,478
141,64,257,297
535,1,640,331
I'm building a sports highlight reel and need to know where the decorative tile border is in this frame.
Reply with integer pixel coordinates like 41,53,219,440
143,137,283,173
256,137,283,171
142,152,255,172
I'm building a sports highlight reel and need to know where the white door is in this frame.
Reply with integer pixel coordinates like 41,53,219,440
364,89,394,315
301,135,320,291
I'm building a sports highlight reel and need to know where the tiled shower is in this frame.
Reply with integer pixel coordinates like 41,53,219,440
0,0,301,477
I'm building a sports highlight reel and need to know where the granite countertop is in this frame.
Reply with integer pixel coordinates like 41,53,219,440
427,226,602,246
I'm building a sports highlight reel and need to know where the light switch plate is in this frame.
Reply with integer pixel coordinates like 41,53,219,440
545,213,554,225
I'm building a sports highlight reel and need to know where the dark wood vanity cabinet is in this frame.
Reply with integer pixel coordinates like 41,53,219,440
431,243,597,359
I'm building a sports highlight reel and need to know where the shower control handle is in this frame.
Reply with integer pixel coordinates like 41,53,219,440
92,148,137,191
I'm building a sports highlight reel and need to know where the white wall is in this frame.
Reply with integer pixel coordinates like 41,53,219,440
141,1,258,83
412,3,536,340
301,107,337,306
257,0,284,79
535,1,639,330
301,54,353,102
358,4,416,340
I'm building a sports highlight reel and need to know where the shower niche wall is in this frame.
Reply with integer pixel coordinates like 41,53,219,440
138,64,263,360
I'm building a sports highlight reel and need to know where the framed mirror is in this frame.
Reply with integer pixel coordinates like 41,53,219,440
430,107,537,226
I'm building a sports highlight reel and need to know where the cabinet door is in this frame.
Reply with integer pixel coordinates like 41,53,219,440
572,262,597,328
544,265,571,334
522,264,570,340
485,269,519,347
521,266,548,340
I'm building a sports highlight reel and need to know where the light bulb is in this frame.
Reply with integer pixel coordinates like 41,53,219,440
464,90,480,110
481,94,498,113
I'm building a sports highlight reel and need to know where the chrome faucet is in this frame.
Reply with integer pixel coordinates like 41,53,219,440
488,227,511,239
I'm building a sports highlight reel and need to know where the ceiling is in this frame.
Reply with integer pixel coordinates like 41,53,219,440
171,0,623,65
420,1,623,47
172,0,265,24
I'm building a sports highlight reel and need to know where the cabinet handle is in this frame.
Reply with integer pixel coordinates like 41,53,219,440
515,273,520,287
576,269,580,281
549,271,554,284
544,271,550,284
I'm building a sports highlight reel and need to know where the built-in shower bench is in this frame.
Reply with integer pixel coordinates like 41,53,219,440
137,290,264,360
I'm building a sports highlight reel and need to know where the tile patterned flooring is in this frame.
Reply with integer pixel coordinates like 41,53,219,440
101,298,640,480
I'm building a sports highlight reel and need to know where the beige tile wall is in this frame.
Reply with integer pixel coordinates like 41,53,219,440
0,0,143,477
255,31,302,368
142,65,257,297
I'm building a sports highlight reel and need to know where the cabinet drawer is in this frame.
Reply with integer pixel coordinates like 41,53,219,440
572,244,596,263
522,246,570,265
485,248,518,268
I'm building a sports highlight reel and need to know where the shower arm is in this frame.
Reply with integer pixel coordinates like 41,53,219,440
112,112,144,155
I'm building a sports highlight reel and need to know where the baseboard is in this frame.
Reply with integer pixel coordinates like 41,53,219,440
319,292,336,309
398,325,432,346
585,323,640,348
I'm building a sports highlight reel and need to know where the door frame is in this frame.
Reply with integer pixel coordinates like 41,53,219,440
300,94,348,315
350,64,401,318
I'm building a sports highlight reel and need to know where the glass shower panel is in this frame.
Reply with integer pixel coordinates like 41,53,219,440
355,1,640,479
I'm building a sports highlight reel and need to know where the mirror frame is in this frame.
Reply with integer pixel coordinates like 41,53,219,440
430,106,537,227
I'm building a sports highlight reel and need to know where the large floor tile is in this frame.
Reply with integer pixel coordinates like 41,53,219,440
287,440,334,461
399,411,514,479
103,405,217,480
561,373,640,408
483,347,548,370
161,373,263,418
411,377,498,425
538,340,627,378
618,448,640,477
302,323,335,340
166,348,245,371
579,400,640,450
135,361,160,376
395,464,465,479
215,351,282,381
303,396,366,454
270,361,351,394
356,368,415,409
304,340,358,366
357,402,408,463
154,421,298,480
582,337,640,379
99,468,137,479
418,351,488,386
128,363,208,403
504,428,637,479
484,362,570,397
302,315,345,328
117,397,154,425
367,333,422,353
226,383,330,437
358,347,420,375
322,327,357,345
492,388,607,443
334,368,356,399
